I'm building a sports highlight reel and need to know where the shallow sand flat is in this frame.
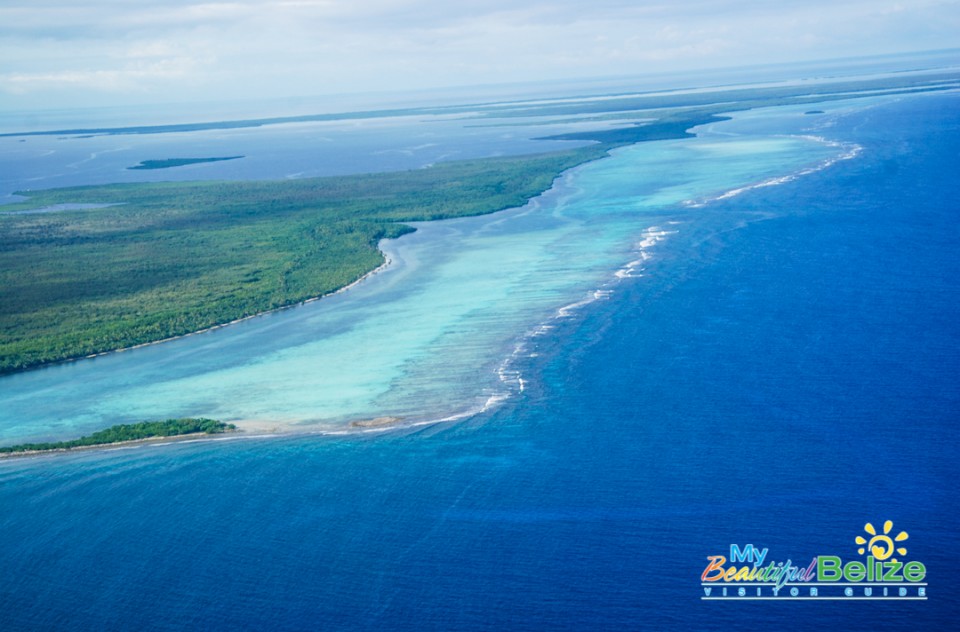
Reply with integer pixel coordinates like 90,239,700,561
0,114,843,445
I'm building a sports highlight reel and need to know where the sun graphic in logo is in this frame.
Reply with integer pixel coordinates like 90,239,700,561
856,520,908,561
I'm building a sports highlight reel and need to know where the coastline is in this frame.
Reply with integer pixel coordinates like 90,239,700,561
1,145,617,377
0,109,856,447
0,415,421,461
35,254,397,371
0,429,242,461
9,69,932,375
0,97,875,449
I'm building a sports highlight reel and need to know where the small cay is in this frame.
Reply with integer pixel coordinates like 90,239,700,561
0,418,236,456
350,416,404,428
128,156,244,170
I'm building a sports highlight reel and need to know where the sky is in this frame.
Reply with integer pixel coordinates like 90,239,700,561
1,0,959,111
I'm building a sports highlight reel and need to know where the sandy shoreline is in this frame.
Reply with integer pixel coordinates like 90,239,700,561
31,252,397,371
0,430,240,460
0,415,418,461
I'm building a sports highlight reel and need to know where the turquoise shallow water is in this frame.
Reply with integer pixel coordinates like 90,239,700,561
0,118,843,443
0,90,956,631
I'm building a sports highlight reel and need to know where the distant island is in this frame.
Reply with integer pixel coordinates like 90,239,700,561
0,418,236,455
128,156,244,170
0,70,952,139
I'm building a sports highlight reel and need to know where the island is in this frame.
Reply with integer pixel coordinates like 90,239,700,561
128,156,244,170
0,418,236,456
0,144,609,374
1,72,953,376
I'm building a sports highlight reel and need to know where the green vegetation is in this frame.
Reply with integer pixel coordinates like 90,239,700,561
128,156,244,170
537,112,729,144
0,144,612,374
0,418,236,454
4,71,953,375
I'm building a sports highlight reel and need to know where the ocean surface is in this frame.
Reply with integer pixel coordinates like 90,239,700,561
0,111,844,442
0,87,958,629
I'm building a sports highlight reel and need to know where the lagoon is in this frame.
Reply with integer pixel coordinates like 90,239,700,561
0,106,843,444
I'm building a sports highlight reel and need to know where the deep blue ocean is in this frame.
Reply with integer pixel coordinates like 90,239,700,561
1,93,958,630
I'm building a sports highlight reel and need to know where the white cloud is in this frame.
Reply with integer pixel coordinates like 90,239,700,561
2,58,200,94
0,0,958,109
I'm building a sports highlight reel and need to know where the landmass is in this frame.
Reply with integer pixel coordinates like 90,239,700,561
0,144,609,374
0,418,237,456
535,112,729,144
1,73,956,375
128,156,244,170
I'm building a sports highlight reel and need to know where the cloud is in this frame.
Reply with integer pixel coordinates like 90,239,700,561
3,59,197,94
0,1,958,109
